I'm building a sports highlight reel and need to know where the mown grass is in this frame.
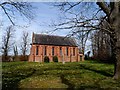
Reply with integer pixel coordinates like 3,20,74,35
2,60,120,89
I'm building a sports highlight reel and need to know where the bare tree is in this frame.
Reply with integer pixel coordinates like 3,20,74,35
54,1,120,79
20,31,29,56
1,25,15,61
97,1,120,80
0,1,34,25
91,29,111,62
13,45,18,56
75,27,89,54
13,45,18,61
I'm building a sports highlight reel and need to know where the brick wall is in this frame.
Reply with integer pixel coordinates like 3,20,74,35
29,45,84,62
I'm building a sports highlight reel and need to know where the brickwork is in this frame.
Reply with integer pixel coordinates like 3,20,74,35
29,45,84,62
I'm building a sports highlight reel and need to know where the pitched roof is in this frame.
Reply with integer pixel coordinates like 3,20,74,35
32,33,77,47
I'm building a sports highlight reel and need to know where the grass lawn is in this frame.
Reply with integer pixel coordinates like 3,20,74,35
2,60,120,89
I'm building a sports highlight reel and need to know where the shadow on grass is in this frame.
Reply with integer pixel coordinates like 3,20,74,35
80,64,113,77
60,74,102,90
85,59,114,64
60,74,74,89
2,68,36,90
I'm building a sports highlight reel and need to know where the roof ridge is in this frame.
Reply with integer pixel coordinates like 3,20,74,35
34,33,75,39
34,33,67,38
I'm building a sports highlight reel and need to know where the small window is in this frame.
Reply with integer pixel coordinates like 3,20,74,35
66,47,69,56
44,46,47,56
60,47,62,56
36,46,39,55
73,48,75,56
52,47,54,56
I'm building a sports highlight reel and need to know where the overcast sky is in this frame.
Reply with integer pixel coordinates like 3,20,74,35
0,2,92,55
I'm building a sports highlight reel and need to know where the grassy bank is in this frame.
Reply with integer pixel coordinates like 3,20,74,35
2,60,120,89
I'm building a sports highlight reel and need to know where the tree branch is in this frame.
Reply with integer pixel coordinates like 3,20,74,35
65,2,81,12
1,6,14,25
96,2,110,16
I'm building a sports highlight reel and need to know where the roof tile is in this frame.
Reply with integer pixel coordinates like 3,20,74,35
32,33,77,47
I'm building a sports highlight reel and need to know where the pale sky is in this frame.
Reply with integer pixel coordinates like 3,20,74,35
0,2,93,55
0,2,73,55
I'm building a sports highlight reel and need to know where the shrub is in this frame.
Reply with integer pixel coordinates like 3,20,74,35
19,55,28,61
84,54,88,60
2,56,10,62
44,56,50,63
53,56,58,62
12,56,19,61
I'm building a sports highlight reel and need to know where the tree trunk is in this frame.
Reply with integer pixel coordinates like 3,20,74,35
114,47,120,79
113,18,120,79
110,2,120,80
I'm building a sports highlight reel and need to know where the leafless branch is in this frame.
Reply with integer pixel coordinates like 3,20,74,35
1,6,14,25
0,1,34,25
96,2,110,16
1,25,15,56
20,31,29,56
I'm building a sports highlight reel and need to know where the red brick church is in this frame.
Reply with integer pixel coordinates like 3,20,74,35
29,33,84,62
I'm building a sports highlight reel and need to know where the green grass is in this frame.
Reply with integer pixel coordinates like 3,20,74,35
2,60,120,89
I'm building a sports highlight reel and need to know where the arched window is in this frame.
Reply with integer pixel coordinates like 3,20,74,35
66,47,69,56
36,46,39,55
44,46,47,56
52,47,54,56
73,48,75,56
